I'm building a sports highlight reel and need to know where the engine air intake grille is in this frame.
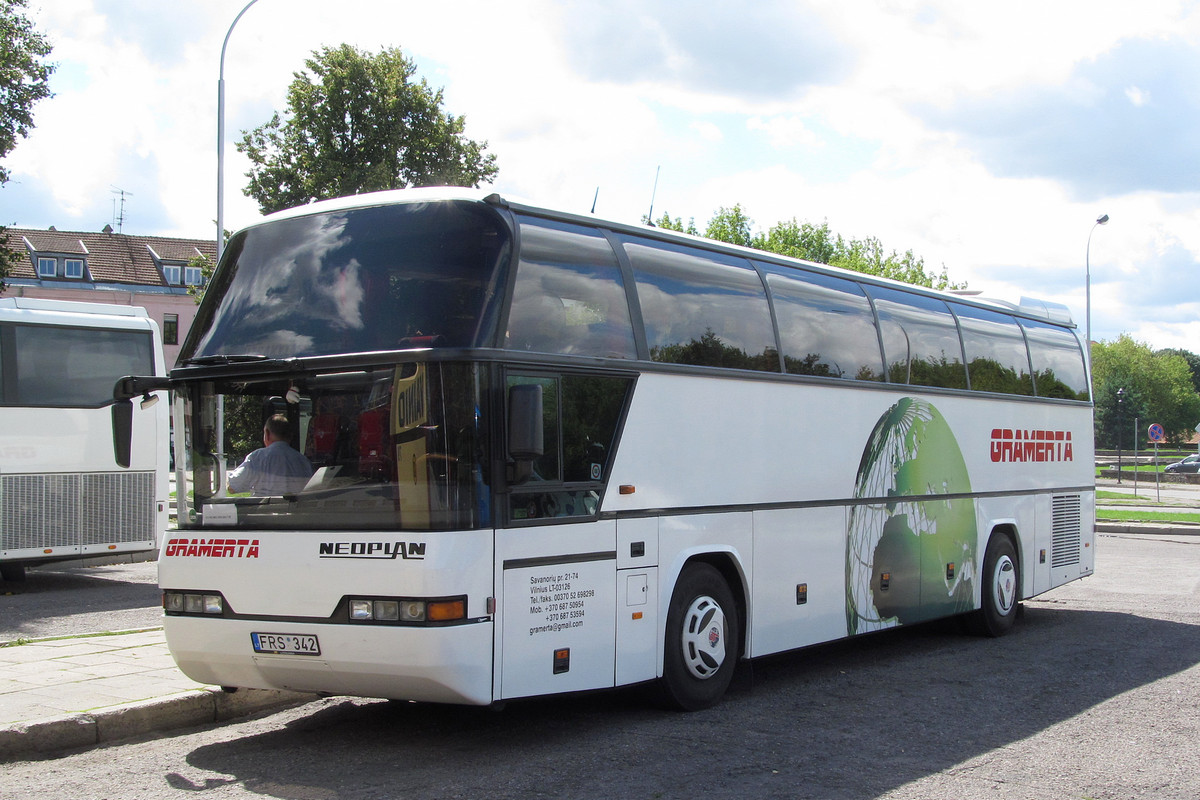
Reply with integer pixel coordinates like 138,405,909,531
1,471,156,552
1051,494,1082,569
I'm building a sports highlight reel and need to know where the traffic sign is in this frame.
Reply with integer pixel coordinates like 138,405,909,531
1148,423,1165,443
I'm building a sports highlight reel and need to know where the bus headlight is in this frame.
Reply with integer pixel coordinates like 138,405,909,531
164,591,224,616
347,596,466,625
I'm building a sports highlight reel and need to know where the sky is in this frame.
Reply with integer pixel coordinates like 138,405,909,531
2,0,1198,351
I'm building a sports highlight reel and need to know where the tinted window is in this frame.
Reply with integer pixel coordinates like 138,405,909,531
953,305,1034,396
507,372,632,521
620,237,777,371
868,287,966,389
505,217,636,359
4,325,154,407
184,201,512,359
764,266,883,381
1021,319,1089,400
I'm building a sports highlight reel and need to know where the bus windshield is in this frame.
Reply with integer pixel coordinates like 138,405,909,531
179,361,490,531
182,200,512,360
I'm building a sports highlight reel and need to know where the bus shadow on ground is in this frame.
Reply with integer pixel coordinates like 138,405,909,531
0,565,159,642
174,605,1200,799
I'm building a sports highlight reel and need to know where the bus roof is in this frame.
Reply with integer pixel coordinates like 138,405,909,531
0,297,150,319
244,187,1076,328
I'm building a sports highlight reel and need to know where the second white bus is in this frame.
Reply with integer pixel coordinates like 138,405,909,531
2,298,168,582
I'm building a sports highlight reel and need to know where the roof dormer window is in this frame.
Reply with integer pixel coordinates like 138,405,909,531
163,264,181,285
32,253,88,280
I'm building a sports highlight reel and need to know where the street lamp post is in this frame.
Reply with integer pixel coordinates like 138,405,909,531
1085,213,1110,351
217,0,261,263
1116,387,1124,483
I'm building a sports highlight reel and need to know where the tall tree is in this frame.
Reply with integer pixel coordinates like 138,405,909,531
1091,336,1200,447
238,44,497,215
0,0,55,292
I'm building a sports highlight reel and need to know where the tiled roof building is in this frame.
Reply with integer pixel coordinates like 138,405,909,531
2,226,217,366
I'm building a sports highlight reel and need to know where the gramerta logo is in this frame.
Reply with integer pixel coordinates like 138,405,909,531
990,428,1074,463
318,541,426,560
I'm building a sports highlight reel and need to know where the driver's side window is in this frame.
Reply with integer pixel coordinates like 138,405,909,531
506,372,633,523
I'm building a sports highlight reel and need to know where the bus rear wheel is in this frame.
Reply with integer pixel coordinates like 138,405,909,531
1,562,26,583
659,563,739,711
970,534,1020,637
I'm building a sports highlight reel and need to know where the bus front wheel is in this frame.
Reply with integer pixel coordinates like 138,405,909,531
970,534,1020,637
659,563,739,711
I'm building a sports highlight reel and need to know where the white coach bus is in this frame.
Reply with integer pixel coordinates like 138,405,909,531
116,188,1093,710
1,298,168,582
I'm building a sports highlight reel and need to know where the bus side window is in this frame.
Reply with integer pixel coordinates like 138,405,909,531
764,266,884,381
867,286,967,390
1020,319,1089,401
952,304,1034,396
506,217,636,359
621,237,777,372
506,373,633,522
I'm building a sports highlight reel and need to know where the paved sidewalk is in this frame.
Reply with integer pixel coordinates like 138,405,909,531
0,628,313,762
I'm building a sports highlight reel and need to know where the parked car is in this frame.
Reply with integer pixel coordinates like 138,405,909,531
1164,454,1200,473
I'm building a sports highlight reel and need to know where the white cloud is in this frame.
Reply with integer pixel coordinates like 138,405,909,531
1,0,1198,352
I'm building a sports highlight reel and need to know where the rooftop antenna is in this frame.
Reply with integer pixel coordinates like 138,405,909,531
646,165,661,225
591,187,599,214
110,186,133,233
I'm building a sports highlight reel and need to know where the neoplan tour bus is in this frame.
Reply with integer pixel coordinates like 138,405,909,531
113,188,1094,710
1,298,168,582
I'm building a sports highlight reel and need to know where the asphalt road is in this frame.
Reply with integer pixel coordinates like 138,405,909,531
1,532,1198,799
0,560,161,642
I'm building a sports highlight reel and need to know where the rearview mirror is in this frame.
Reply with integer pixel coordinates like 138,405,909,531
508,384,544,460
112,399,133,468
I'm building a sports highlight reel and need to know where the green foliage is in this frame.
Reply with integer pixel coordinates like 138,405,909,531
704,205,754,248
1091,336,1200,447
0,0,55,292
650,328,778,371
1157,348,1200,394
649,212,698,235
238,44,498,215
655,205,962,291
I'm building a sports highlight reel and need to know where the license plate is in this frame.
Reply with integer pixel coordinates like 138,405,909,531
251,632,321,656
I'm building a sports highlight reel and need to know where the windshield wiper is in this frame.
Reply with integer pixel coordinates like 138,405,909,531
183,354,272,366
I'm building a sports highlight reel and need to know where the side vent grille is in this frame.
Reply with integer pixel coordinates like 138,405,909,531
1051,494,1082,569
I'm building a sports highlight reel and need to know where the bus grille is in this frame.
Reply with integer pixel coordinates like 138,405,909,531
1051,494,1082,569
0,472,156,552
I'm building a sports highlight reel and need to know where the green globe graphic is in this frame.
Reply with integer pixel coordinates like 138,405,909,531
845,397,978,635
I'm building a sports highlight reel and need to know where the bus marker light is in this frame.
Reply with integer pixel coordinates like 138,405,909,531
553,648,570,674
632,611,643,620
946,563,955,580
428,599,466,622
349,600,374,620
619,485,636,495
796,584,808,605
43,549,53,554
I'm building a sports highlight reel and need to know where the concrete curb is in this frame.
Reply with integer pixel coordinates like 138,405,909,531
0,687,315,762
1096,521,1200,536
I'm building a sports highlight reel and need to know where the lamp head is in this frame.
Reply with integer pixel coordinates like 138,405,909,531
1096,213,1109,225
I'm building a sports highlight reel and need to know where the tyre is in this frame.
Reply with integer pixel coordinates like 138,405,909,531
1,562,26,583
659,563,739,711
970,534,1020,637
